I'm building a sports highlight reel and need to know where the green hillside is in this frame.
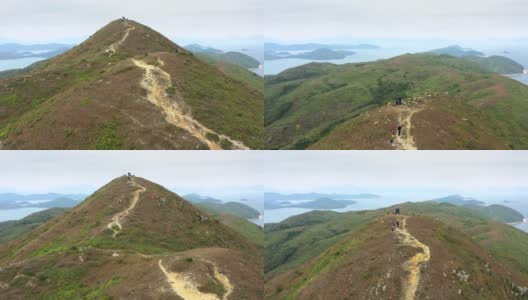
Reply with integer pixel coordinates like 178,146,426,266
195,52,263,92
196,201,260,219
0,177,263,299
0,19,263,149
265,201,528,280
265,53,528,149
0,208,66,243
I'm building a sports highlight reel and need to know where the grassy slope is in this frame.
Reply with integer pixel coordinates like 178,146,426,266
196,201,260,219
0,177,262,299
465,204,524,223
266,214,528,300
265,201,528,281
217,214,263,246
0,208,66,243
0,20,264,149
265,53,528,149
195,53,263,92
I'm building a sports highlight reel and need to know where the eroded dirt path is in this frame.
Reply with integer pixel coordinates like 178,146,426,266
394,216,431,300
105,21,135,56
131,58,249,150
158,258,233,300
106,180,146,239
394,106,422,150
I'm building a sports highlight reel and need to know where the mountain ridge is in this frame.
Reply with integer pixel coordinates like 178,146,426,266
0,19,263,149
0,175,263,298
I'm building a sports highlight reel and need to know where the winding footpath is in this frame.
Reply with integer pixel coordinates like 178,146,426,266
131,58,249,150
105,21,136,56
394,107,421,150
394,217,431,300
106,179,146,239
102,20,250,150
158,258,233,300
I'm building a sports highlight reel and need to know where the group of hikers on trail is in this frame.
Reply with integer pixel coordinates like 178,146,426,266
389,125,404,144
389,97,404,144
391,208,402,231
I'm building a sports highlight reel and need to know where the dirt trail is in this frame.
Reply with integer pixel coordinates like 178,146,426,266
131,58,249,150
158,258,233,300
394,216,431,300
105,21,135,56
394,106,422,150
106,179,146,239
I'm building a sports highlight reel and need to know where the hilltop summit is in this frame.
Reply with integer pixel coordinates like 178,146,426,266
0,19,263,150
0,176,263,298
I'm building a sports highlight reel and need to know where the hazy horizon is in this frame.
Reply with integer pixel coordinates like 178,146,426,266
265,0,528,40
0,0,261,46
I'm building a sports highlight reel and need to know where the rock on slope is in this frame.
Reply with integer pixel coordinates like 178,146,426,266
0,19,263,150
0,176,263,299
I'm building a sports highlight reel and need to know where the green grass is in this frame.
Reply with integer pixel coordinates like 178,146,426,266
95,121,123,150
0,93,17,106
265,53,528,149
36,266,123,300
0,123,12,139
265,201,528,282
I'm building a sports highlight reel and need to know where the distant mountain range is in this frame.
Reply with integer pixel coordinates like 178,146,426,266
430,45,524,74
430,194,485,206
265,42,379,51
0,193,86,210
0,193,86,201
265,48,355,61
266,197,357,210
182,193,223,204
182,193,261,219
430,194,524,223
0,43,72,60
185,43,261,69
265,192,379,201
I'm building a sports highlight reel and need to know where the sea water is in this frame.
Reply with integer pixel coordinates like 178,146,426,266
0,57,45,72
264,196,407,224
0,207,47,222
264,47,423,75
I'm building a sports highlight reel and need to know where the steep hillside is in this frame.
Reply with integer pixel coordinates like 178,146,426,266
430,45,524,74
196,201,261,219
265,201,528,299
265,53,528,149
466,204,524,223
0,19,263,150
0,176,262,299
0,208,66,243
194,52,263,92
266,214,528,299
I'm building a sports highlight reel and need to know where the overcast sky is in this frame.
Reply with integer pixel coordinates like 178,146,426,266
1,151,527,200
0,0,261,45
265,0,528,41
